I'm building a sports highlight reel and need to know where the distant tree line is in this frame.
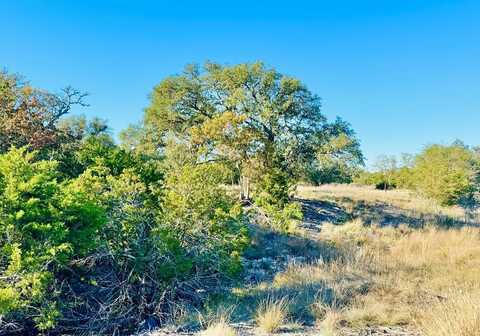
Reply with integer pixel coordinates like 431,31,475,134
355,142,480,207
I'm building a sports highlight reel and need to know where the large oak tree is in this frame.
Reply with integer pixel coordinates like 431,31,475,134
142,62,363,198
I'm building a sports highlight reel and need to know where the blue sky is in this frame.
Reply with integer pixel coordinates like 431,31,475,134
1,0,479,165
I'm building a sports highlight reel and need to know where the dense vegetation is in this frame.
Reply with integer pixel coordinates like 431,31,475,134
1,63,479,335
123,62,364,230
0,64,363,335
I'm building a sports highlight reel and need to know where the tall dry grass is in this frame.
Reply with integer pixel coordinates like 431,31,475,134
199,186,480,336
271,218,480,333
255,297,289,333
200,319,237,336
415,290,480,336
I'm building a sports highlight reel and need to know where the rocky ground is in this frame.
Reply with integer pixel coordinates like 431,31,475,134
150,324,420,336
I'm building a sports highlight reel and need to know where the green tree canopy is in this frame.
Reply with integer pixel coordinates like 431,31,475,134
414,144,479,206
142,61,363,197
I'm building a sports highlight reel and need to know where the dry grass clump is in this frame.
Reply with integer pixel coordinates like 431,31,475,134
316,308,342,336
341,295,411,327
200,318,237,336
415,290,480,336
388,226,480,272
320,218,375,245
341,224,480,328
255,297,289,333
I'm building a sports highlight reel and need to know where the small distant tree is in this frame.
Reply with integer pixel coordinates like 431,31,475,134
413,144,479,206
374,155,398,190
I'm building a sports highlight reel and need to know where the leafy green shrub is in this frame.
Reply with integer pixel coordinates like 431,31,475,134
255,167,293,208
162,163,250,277
254,167,303,232
413,144,478,206
0,147,105,331
355,167,415,190
60,159,170,333
355,144,480,207
259,201,303,233
393,166,416,189
0,143,250,334
56,151,249,333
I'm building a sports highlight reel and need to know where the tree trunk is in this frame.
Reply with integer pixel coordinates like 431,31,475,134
239,174,250,201
239,175,245,200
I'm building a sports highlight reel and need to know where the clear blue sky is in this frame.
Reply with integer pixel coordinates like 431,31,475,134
1,0,479,165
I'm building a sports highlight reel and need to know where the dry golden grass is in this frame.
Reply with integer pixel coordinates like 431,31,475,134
205,186,480,335
270,217,480,333
255,297,289,333
415,290,480,336
316,309,341,336
200,319,237,336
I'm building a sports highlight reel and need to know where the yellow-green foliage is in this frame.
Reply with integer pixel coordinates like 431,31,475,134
254,166,303,233
0,287,20,315
414,144,478,206
162,163,250,276
0,148,106,330
0,144,250,334
355,167,415,190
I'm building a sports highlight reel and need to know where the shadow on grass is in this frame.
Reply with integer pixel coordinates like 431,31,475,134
296,198,351,231
347,199,475,228
200,222,355,327
298,196,476,230
186,196,478,331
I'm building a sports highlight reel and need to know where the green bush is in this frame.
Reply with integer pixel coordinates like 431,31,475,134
354,171,396,190
162,163,250,277
58,145,249,333
0,147,105,331
413,144,478,206
0,144,251,334
254,167,303,233
255,167,293,208
355,144,480,207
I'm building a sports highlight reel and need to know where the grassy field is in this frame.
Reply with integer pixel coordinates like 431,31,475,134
151,184,480,336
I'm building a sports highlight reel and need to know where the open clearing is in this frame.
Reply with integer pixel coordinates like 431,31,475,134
147,184,480,336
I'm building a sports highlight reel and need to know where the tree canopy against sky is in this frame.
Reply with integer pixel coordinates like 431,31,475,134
0,71,88,153
142,62,364,197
